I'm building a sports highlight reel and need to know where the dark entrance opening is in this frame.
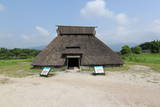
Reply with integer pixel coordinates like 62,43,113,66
67,58,80,69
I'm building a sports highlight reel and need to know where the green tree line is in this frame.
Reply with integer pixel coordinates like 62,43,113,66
139,40,160,53
121,40,160,55
0,48,41,59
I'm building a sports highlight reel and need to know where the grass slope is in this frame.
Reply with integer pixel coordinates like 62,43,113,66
122,53,160,72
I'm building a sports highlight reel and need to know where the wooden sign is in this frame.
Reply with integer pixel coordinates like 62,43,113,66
40,67,51,76
94,66,105,74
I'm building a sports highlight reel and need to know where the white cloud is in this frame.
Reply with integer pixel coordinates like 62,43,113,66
22,34,30,40
80,0,160,46
0,32,54,49
115,13,130,26
98,22,160,46
0,33,13,38
0,26,55,48
151,19,160,33
35,26,50,36
96,18,160,48
116,26,130,36
0,3,5,12
80,0,113,18
81,0,131,25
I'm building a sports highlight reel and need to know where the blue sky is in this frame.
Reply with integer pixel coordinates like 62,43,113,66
0,0,160,50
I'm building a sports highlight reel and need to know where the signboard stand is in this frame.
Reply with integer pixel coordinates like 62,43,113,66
40,67,51,77
93,66,105,75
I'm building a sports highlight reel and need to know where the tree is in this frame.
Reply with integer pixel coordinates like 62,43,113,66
132,46,142,54
150,40,160,53
19,53,28,59
10,48,22,57
139,40,160,53
0,48,8,53
0,48,41,59
0,48,9,59
120,45,131,55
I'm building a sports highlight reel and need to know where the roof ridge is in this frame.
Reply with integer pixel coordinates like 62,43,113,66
56,25,97,28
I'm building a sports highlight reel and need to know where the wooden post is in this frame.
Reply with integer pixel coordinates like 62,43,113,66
78,58,80,68
67,58,68,69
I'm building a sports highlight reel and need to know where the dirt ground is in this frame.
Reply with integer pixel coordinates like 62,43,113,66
0,65,160,107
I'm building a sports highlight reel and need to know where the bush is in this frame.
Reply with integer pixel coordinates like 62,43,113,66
132,46,142,54
120,45,131,55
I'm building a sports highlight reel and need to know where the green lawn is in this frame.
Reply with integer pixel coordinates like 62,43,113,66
82,53,160,72
122,53,160,72
105,64,130,71
0,59,32,66
122,53,160,64
0,59,41,77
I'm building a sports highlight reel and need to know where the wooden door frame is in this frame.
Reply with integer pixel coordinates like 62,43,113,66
67,57,80,69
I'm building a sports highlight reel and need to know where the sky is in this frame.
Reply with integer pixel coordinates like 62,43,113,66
0,0,160,50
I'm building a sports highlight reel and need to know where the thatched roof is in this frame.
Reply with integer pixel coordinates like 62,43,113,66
57,25,96,35
32,26,123,66
62,49,83,54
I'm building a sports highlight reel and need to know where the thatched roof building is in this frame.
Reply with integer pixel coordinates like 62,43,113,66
32,26,123,68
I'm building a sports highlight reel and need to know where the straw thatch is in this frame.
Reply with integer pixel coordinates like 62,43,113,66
57,25,96,35
32,26,123,67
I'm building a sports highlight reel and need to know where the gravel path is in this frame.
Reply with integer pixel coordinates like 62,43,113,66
0,65,160,107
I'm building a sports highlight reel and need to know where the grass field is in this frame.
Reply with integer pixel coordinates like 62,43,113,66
82,53,160,72
0,53,159,77
122,53,160,63
122,53,160,72
0,59,41,77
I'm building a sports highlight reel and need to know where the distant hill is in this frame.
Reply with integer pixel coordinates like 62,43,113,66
30,46,46,50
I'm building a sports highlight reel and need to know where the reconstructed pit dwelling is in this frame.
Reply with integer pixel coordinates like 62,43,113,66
32,26,123,69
